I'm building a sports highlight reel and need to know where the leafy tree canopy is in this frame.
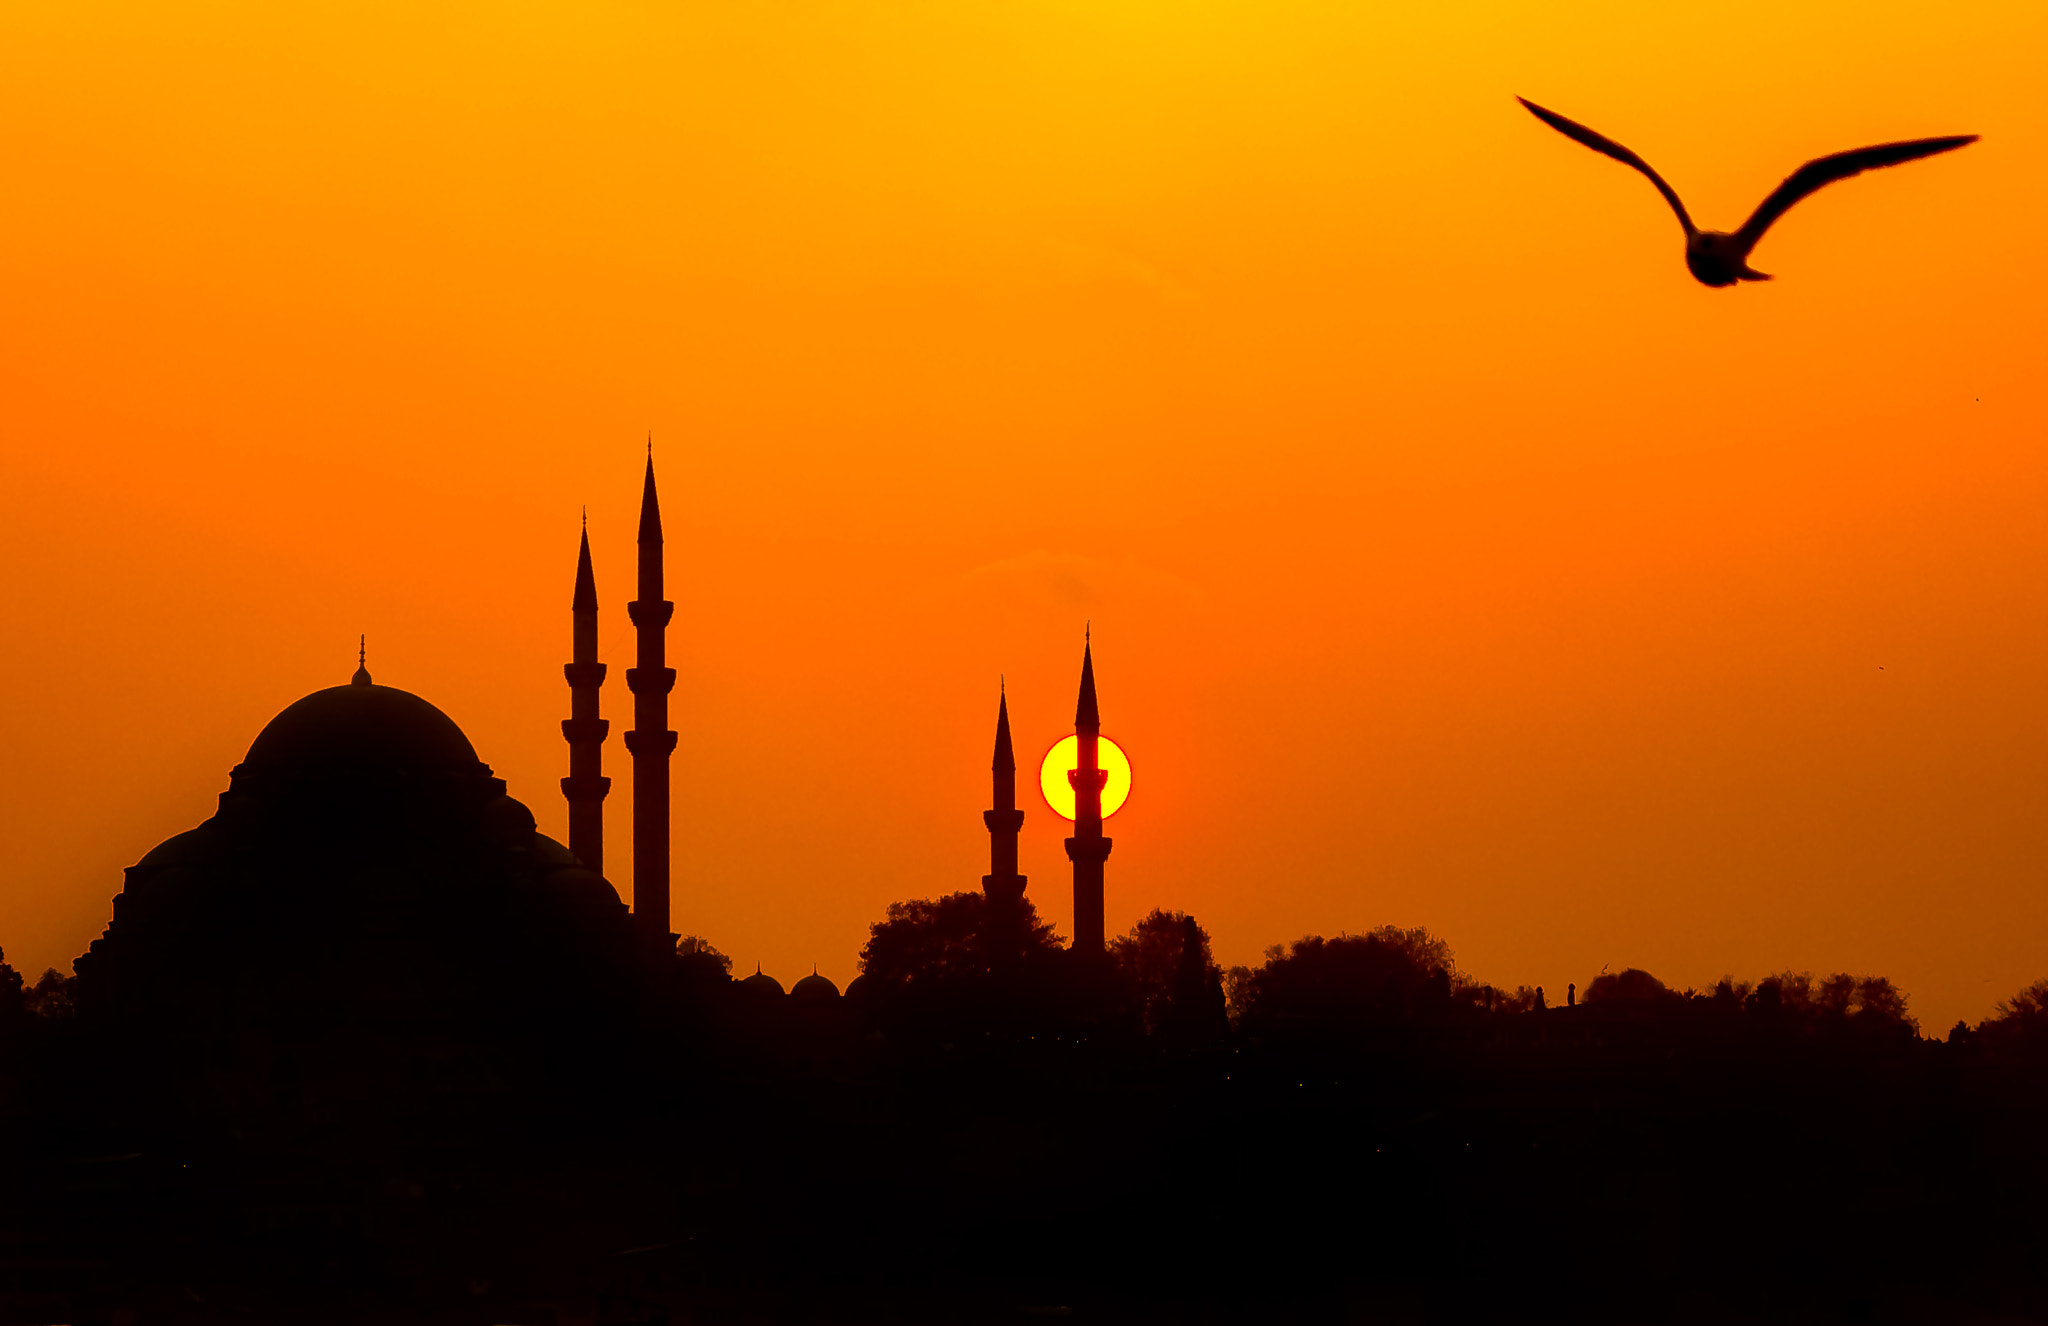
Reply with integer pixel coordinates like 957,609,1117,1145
1977,977,2048,1059
1110,908,1224,1038
858,891,1061,992
1229,925,1463,1030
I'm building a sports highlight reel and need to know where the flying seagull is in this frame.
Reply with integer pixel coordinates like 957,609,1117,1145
1516,97,1976,287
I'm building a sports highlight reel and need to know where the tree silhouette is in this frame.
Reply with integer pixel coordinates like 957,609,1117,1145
1836,974,1915,1036
23,967,75,1020
1222,964,1256,1028
1708,976,1752,1012
1979,978,2048,1060
1231,926,1465,1034
0,948,22,1024
1583,968,1681,1004
1107,909,1226,1041
1110,909,1208,1031
858,891,1061,992
1740,970,1917,1038
674,933,734,996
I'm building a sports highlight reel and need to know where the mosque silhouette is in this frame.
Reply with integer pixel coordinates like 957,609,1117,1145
74,453,1120,1073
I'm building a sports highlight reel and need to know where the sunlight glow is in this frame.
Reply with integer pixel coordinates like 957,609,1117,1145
1039,734,1133,821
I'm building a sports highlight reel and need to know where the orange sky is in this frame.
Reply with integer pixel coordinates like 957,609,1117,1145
2,0,2042,1031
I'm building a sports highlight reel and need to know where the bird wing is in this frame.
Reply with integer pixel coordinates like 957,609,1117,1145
1733,135,1978,252
1518,97,1695,237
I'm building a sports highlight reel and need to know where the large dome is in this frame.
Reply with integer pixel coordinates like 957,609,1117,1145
242,681,483,777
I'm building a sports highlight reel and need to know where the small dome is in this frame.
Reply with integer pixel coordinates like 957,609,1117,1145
791,971,840,1002
242,683,482,778
843,974,870,1002
741,969,785,998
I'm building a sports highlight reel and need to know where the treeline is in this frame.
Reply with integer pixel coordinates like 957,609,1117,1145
718,892,2048,1064
4,913,2047,1321
0,948,75,1022
10,913,2047,1065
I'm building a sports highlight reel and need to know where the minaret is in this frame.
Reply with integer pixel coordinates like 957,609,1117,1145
1064,631,1112,955
560,517,611,876
624,451,676,946
982,682,1027,907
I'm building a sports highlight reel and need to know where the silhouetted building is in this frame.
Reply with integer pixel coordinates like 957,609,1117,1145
982,683,1027,908
561,518,612,876
625,452,677,947
74,657,649,1117
1064,633,1111,955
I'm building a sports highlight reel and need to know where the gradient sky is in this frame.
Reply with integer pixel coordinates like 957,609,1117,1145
3,0,2042,1031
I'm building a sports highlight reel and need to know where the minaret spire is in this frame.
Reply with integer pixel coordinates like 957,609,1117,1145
983,682,1027,907
625,451,677,946
561,522,611,875
1065,632,1111,955
1075,631,1100,730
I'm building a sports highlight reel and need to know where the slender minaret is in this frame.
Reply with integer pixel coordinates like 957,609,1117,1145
982,681,1027,907
560,517,611,876
1064,632,1112,955
624,451,676,945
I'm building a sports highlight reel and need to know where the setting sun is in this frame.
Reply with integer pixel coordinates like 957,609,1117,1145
1039,735,1133,821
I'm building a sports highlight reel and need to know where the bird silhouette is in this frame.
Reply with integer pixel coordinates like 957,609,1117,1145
1516,97,1976,287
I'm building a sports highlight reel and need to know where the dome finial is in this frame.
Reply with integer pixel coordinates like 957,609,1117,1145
352,635,372,687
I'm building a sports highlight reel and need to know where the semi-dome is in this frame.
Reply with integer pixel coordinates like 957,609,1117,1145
132,824,218,873
241,681,483,778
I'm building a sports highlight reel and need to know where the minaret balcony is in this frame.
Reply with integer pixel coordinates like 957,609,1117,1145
563,661,608,688
625,666,677,696
560,717,610,744
623,729,679,756
560,773,612,800
626,599,676,629
1064,835,1113,862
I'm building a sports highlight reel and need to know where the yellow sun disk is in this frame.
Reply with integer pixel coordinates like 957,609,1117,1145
1039,734,1133,821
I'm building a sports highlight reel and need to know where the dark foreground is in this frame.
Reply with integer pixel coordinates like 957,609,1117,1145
4,994,2046,1326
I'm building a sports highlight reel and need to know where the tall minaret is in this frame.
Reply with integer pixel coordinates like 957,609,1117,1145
624,451,676,945
982,682,1027,907
1064,632,1112,955
560,517,611,876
